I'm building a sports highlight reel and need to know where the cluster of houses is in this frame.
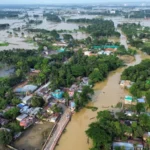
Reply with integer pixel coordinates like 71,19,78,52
112,79,150,149
84,47,117,56
0,65,91,143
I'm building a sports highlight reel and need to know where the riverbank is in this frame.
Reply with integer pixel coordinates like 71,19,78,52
55,51,144,150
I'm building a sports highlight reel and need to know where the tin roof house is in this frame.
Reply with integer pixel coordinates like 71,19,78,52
52,89,64,99
20,116,35,129
124,96,133,104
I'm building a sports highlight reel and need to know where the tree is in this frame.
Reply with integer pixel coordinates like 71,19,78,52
146,91,150,111
89,68,104,83
51,104,62,113
31,96,45,107
4,107,20,120
7,121,23,134
11,98,21,105
64,92,69,106
0,98,8,109
136,103,145,114
0,130,12,145
75,86,94,111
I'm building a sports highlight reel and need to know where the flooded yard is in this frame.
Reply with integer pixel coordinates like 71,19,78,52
0,63,14,77
13,122,54,150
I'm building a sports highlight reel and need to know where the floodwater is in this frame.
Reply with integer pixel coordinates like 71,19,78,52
0,64,15,77
55,32,143,150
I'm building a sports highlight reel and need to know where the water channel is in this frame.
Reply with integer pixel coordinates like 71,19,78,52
55,31,145,150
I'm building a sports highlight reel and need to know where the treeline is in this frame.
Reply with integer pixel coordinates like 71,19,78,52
0,50,40,97
80,10,122,16
48,50,123,90
28,20,43,25
44,13,61,22
67,18,103,23
0,11,19,18
86,110,150,149
115,45,136,56
79,19,120,38
124,10,150,19
121,59,150,97
0,24,10,30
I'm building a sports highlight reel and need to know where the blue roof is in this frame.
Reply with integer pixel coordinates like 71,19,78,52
70,102,75,108
17,103,26,109
57,48,65,53
137,98,145,103
52,89,64,99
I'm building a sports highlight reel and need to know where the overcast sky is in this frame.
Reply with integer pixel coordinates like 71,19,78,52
0,0,148,4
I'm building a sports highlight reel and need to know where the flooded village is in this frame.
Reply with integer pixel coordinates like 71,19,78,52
0,3,150,150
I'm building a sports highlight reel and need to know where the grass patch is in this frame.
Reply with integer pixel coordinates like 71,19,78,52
0,42,9,46
115,102,122,108
86,106,98,111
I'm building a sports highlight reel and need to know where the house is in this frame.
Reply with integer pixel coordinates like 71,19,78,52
69,84,78,92
0,117,9,126
143,132,150,141
68,90,74,98
84,51,91,56
113,142,134,150
44,102,57,114
16,114,28,122
47,113,60,123
98,51,105,55
52,89,64,99
124,111,135,116
82,77,89,85
20,106,34,115
105,48,116,52
120,80,133,89
124,96,133,104
52,42,67,47
29,107,42,116
70,101,75,112
137,98,145,103
104,50,112,55
17,103,26,109
14,84,37,94
22,95,32,104
110,10,116,14
20,116,35,129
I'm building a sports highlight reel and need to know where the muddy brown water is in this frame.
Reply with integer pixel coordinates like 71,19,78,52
55,52,145,150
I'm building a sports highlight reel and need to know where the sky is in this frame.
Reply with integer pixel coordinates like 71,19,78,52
0,0,148,4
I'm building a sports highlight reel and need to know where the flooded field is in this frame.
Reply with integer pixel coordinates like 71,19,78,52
0,63,14,77
13,122,54,150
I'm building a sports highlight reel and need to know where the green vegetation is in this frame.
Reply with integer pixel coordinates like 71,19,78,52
0,11,19,18
80,10,122,16
44,13,61,22
86,110,150,150
31,96,45,107
0,42,9,46
0,130,12,145
28,20,43,25
0,24,10,30
49,50,123,91
85,106,98,111
124,10,150,19
115,45,136,56
4,107,20,120
121,59,150,97
74,86,94,111
79,19,120,38
119,23,150,54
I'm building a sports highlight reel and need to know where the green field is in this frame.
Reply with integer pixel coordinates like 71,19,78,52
0,42,9,46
